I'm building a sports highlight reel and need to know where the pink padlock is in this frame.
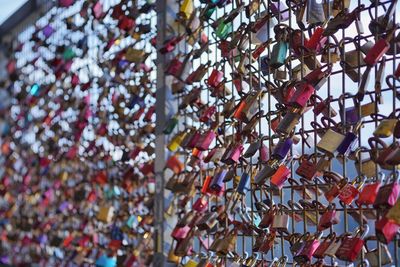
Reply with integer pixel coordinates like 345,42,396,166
221,143,244,165
195,129,216,151
289,83,315,108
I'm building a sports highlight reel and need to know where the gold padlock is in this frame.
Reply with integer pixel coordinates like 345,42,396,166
97,205,114,223
373,116,398,138
168,131,187,152
167,241,182,264
386,199,400,225
179,0,194,19
125,48,145,63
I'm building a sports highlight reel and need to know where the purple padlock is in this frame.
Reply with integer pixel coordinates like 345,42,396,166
269,1,289,21
272,138,293,160
339,93,359,124
42,25,54,38
337,122,362,155
344,107,360,124
210,168,227,192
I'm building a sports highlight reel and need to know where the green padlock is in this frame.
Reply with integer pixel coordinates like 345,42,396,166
163,116,179,135
216,20,233,40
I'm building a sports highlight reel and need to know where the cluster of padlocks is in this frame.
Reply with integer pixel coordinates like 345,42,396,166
162,0,400,266
0,0,156,266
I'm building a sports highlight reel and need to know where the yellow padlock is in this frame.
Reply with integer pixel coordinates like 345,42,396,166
180,0,193,20
374,118,398,138
168,131,187,152
184,259,199,267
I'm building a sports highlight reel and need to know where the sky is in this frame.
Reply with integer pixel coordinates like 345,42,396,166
0,0,28,24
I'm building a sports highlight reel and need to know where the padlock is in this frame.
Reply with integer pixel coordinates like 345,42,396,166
221,142,244,165
271,137,293,160
271,209,289,233
168,131,187,152
179,0,193,19
387,199,400,228
335,224,369,262
210,168,227,194
296,154,319,180
174,231,194,257
207,65,224,88
165,155,184,174
193,196,208,212
336,121,363,156
351,147,378,178
195,128,216,151
373,171,400,210
290,233,310,255
365,27,398,67
356,174,383,206
215,19,233,40
234,90,266,123
294,232,323,264
318,204,340,231
259,204,277,228
316,117,345,155
253,230,276,253
290,79,315,103
368,137,396,169
270,25,289,69
375,216,400,244
310,95,337,117
275,109,301,136
97,205,114,223
270,160,291,190
364,239,393,266
324,233,351,258
338,176,365,205
171,225,191,241
313,233,337,259
372,113,399,138
204,147,226,164
323,171,347,202
199,106,217,123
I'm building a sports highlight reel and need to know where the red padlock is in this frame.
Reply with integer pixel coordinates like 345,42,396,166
199,106,217,123
338,176,365,205
335,224,369,262
305,26,327,52
323,172,347,202
270,162,291,190
165,155,184,174
207,65,223,88
356,176,382,206
375,216,400,244
318,204,340,231
165,57,183,77
192,196,208,212
296,154,318,180
365,27,397,67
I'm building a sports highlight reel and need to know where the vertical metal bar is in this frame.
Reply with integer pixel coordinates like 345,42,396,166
154,0,167,265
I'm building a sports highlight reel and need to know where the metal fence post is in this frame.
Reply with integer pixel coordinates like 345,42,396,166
154,0,167,265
